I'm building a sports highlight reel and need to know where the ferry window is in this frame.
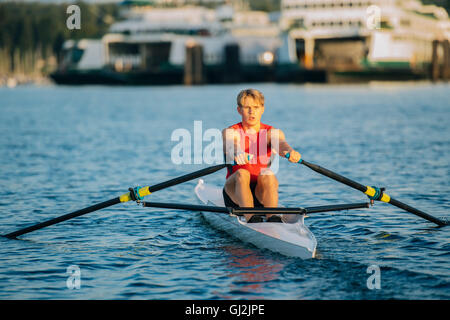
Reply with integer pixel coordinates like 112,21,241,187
292,19,305,28
71,48,84,64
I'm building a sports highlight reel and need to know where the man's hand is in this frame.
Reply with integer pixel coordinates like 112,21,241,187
234,152,253,165
285,150,301,163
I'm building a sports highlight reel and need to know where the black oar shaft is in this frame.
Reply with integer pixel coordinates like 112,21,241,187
142,202,230,213
232,207,305,214
4,164,231,239
147,164,230,193
389,197,447,227
302,160,367,192
304,202,369,214
300,159,447,226
142,201,370,215
4,198,121,239
142,202,303,214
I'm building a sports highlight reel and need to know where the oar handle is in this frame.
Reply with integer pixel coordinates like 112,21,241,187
232,154,252,166
285,152,302,163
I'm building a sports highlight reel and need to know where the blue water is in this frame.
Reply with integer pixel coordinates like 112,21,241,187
0,82,449,299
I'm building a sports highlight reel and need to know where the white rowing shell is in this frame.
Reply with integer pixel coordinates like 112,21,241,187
194,179,317,259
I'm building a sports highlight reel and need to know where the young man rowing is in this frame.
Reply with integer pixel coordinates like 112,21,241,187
222,89,301,223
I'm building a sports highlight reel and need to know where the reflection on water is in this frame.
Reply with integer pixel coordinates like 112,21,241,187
215,245,285,299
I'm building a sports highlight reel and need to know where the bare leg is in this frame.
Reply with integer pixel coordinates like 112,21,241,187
224,169,254,221
255,170,279,219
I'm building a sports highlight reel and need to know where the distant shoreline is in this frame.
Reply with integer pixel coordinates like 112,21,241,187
0,75,54,88
1,75,447,88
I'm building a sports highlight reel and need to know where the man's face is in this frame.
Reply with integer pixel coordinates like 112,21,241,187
237,97,264,127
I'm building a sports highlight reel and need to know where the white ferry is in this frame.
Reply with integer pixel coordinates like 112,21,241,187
51,1,282,85
50,0,450,84
279,0,450,81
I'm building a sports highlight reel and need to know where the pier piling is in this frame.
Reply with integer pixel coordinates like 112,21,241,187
184,43,204,85
223,43,241,83
443,40,449,81
431,40,440,82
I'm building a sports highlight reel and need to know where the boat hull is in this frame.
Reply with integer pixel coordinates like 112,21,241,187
195,179,317,259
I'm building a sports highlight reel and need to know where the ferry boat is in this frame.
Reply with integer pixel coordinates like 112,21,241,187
50,0,450,85
51,2,283,85
279,0,450,82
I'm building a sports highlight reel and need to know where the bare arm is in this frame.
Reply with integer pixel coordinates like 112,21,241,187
222,128,251,164
269,128,301,163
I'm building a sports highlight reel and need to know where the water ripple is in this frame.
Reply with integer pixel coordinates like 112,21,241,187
0,83,449,299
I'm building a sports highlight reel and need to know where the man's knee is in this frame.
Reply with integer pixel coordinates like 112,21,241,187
257,172,278,189
234,169,251,185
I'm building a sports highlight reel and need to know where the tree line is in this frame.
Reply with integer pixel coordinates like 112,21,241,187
0,0,279,77
0,1,119,77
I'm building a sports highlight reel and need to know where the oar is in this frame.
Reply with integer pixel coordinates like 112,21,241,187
285,153,448,226
141,201,370,215
3,164,231,239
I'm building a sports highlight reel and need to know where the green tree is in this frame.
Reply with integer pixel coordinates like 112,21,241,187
0,1,120,76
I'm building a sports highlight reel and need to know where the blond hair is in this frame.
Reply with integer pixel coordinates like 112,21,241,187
237,89,264,107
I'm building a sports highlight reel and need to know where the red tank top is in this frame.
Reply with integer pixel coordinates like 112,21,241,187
225,122,273,183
